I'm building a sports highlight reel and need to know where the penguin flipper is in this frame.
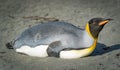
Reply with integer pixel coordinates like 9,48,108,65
47,41,63,57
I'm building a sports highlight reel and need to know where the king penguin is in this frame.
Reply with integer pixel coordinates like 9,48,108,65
6,17,112,59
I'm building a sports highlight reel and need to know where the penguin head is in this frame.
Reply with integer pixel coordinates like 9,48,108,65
88,18,112,39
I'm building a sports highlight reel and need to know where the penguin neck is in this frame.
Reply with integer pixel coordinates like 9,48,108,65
85,23,98,40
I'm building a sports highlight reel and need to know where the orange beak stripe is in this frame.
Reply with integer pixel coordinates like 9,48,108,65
99,20,110,26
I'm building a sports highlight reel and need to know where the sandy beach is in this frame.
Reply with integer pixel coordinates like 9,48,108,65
0,0,120,70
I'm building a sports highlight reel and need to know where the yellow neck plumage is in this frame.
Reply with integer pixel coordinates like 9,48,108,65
85,23,98,40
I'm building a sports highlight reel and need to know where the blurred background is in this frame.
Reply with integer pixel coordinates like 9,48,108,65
0,0,120,70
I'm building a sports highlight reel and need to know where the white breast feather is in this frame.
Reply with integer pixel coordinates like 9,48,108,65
16,45,49,57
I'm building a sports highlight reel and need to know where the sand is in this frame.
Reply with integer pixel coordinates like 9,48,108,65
0,0,120,70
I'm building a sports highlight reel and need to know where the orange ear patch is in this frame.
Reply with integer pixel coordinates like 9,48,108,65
99,20,110,26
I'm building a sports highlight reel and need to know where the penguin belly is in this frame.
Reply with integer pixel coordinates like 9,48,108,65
16,45,49,57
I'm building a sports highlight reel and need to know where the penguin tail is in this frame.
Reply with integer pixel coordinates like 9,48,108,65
6,40,15,49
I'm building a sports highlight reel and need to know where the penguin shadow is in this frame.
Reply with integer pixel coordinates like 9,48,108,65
91,43,120,56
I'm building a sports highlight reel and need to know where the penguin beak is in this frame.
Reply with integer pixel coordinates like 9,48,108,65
99,18,113,26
